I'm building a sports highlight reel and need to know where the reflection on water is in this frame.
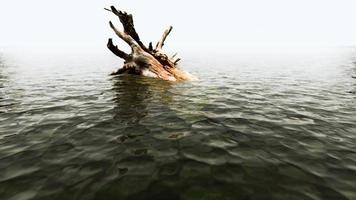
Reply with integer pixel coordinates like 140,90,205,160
0,48,356,200
111,76,174,123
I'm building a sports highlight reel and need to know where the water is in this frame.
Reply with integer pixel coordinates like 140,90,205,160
1,47,356,200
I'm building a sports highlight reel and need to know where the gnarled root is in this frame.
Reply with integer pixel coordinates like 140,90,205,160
106,6,196,81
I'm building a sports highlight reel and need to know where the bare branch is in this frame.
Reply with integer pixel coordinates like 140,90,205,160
155,26,173,51
171,53,178,59
107,38,130,60
109,21,140,51
107,6,149,52
174,58,181,64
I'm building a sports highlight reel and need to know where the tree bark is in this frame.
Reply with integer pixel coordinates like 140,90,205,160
106,6,196,81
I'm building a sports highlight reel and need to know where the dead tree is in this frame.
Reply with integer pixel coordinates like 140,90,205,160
106,6,196,81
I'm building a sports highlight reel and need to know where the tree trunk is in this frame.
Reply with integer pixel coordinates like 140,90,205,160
106,6,196,81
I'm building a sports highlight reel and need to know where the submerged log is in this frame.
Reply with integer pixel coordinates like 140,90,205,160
106,6,196,81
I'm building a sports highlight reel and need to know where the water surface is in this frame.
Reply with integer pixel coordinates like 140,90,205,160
1,48,356,200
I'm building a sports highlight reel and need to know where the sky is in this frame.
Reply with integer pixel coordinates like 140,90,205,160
0,0,356,53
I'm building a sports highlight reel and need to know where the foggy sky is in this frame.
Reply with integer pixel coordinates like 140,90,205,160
1,0,356,53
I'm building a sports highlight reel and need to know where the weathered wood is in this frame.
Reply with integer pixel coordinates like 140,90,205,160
106,6,150,52
109,21,140,52
106,6,196,81
155,26,173,51
107,38,130,60
149,42,153,52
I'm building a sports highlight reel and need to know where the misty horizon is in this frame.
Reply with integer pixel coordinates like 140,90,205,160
1,0,356,54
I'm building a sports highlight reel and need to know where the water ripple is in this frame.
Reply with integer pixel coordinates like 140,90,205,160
1,49,356,199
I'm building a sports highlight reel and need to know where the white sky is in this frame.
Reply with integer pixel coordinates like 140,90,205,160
1,0,356,53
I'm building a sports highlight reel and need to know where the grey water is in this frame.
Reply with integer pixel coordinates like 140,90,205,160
0,47,356,200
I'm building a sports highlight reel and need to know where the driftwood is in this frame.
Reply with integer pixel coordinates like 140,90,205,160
106,6,195,81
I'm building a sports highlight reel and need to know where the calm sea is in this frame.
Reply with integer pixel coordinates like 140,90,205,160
1,47,356,200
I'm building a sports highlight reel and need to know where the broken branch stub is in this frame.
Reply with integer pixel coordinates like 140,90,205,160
106,6,195,81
